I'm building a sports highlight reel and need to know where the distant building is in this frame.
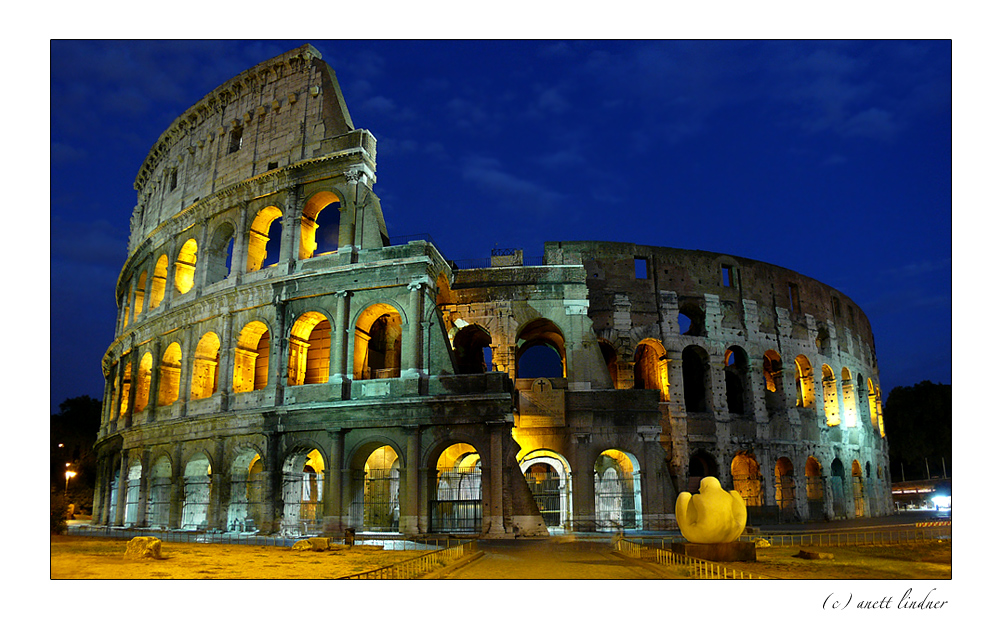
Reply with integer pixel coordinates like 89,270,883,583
94,45,892,536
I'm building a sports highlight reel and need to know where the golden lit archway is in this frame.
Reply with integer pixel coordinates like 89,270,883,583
149,254,168,309
288,312,332,386
158,342,183,406
299,191,341,259
190,332,221,400
594,449,643,531
794,355,815,408
246,206,282,272
822,364,840,426
634,338,669,401
433,442,481,533
174,239,198,294
354,303,402,380
233,321,270,392
134,352,152,412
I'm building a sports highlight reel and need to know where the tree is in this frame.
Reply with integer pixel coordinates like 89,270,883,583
882,381,951,481
51,395,102,514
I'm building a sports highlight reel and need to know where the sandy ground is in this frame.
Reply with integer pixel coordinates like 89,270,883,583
50,536,430,579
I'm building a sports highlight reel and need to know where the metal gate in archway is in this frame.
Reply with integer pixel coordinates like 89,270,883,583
351,468,400,532
430,467,482,533
594,470,640,531
525,471,563,527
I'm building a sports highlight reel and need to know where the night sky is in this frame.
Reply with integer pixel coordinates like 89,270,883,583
49,40,952,414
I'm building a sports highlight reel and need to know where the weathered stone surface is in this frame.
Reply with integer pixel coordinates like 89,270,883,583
124,536,161,560
794,549,834,560
291,538,330,551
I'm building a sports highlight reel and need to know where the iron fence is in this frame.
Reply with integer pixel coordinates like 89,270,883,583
615,538,772,579
339,540,478,579
739,526,950,547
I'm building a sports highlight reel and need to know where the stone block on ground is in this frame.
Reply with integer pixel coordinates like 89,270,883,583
124,536,162,560
672,541,756,562
794,549,834,560
291,537,331,551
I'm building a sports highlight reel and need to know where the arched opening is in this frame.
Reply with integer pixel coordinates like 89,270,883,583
841,367,857,427
246,206,283,272
281,448,325,536
520,450,573,530
830,458,847,518
123,461,142,527
515,319,566,379
822,364,840,426
145,456,172,529
867,378,879,430
432,443,481,533
133,271,147,321
190,332,221,400
181,454,212,530
598,339,619,388
204,223,235,285
763,350,784,414
354,304,402,380
174,238,198,295
157,343,182,407
678,300,706,336
805,456,824,520
682,346,710,413
634,339,669,401
227,451,264,532
349,445,401,532
117,360,131,420
300,191,341,259
774,457,796,521
852,459,865,517
594,449,643,531
134,352,152,412
233,321,270,392
453,324,493,374
794,355,815,408
149,254,168,309
724,346,750,415
288,312,331,386
731,451,763,507
687,449,719,493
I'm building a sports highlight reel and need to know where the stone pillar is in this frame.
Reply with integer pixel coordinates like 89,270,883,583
571,437,595,532
400,426,421,535
280,188,300,266
270,302,287,406
230,202,249,284
136,450,151,527
323,430,344,534
168,444,184,529
217,312,234,410
113,451,129,526
331,290,352,398
402,278,428,379
485,422,506,536
261,434,281,534
122,349,138,429
146,341,162,423
193,219,211,293
209,441,228,530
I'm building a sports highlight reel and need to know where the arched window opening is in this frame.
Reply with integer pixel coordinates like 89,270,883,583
841,367,857,427
520,450,573,530
453,324,493,374
687,450,718,493
598,339,619,388
354,304,402,380
190,332,221,400
146,456,172,529
594,449,643,531
281,449,325,536
774,457,795,520
123,461,142,527
634,339,669,401
300,192,341,259
805,456,824,520
133,271,147,321
432,443,481,533
867,378,879,430
822,364,840,426
158,342,183,407
227,452,264,532
174,239,198,295
724,346,750,415
816,326,832,356
731,451,762,507
117,360,132,420
763,350,784,414
515,319,566,379
794,355,815,408
852,460,865,517
682,346,710,413
134,352,152,412
677,301,706,336
830,459,847,518
246,206,283,272
233,321,270,392
349,445,400,533
205,223,235,286
181,455,212,530
288,312,332,386
149,254,168,309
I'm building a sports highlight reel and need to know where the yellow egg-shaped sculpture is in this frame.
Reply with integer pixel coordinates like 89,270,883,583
675,476,748,544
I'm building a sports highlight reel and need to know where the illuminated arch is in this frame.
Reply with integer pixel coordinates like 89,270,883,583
841,367,857,427
348,444,401,532
204,222,235,285
190,332,221,400
246,206,283,272
794,355,815,408
149,254,168,309
174,238,198,294
299,191,342,259
634,338,669,401
227,450,264,531
515,318,566,379
145,455,172,528
134,352,153,412
281,447,326,534
133,270,147,321
452,323,493,374
181,453,212,529
731,451,762,507
354,303,402,380
288,311,332,386
157,342,183,406
774,456,795,518
233,321,270,392
432,442,482,533
821,364,840,426
594,449,643,531
520,449,573,530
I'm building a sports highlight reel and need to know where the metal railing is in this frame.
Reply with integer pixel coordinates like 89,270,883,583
738,526,950,547
615,538,772,580
340,540,478,579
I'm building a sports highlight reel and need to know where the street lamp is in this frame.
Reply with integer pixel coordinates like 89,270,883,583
64,469,76,496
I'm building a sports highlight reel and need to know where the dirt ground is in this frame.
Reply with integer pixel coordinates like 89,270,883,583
725,540,952,579
50,536,430,579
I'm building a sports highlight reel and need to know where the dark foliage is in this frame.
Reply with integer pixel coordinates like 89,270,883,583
51,395,102,513
883,381,951,481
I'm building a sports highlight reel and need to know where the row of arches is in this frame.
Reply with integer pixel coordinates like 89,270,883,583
119,192,343,332
687,450,883,521
109,304,405,421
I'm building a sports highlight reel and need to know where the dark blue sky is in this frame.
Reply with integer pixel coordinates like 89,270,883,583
49,40,951,413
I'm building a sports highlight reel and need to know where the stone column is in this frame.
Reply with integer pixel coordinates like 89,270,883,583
270,302,287,406
122,349,138,429
485,421,507,535
324,430,344,534
331,290,352,398
571,437,595,532
402,278,428,379
280,187,300,266
168,444,184,529
113,451,129,526
230,202,249,284
400,426,421,535
146,341,162,423
193,219,211,293
136,450,151,527
217,312,234,411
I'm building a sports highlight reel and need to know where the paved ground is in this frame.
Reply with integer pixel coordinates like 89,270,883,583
444,537,684,579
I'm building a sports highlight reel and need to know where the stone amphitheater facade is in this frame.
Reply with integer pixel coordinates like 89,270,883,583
94,45,892,537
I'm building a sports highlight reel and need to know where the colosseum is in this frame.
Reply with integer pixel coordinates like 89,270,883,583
93,44,892,538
